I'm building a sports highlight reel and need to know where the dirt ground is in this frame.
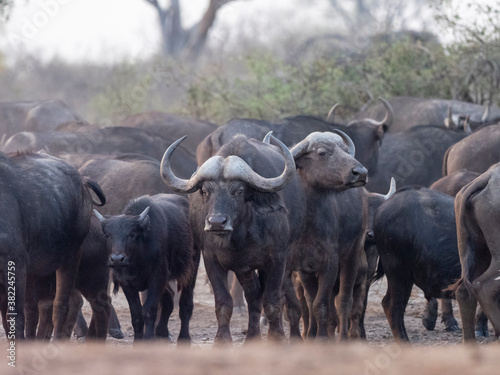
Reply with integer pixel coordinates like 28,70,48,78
1,259,497,374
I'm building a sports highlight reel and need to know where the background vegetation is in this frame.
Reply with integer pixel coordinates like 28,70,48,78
0,0,499,126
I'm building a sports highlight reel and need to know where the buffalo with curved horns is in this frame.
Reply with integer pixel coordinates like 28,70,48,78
161,133,305,343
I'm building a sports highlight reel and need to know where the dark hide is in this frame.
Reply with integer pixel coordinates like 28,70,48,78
79,157,174,215
366,125,468,193
119,111,217,152
97,194,197,342
0,151,98,339
430,169,480,197
373,187,461,342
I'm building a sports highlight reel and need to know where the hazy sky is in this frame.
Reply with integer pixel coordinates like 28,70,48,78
1,0,332,63
1,0,496,64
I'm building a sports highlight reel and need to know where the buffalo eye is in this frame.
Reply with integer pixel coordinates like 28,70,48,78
129,232,136,239
201,188,208,197
103,233,110,239
234,188,244,196
318,151,326,157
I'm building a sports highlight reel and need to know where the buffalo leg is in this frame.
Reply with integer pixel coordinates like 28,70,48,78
337,254,358,340
36,298,54,340
475,308,489,338
24,276,39,339
108,305,124,339
75,310,88,339
122,286,144,341
294,275,310,339
441,299,459,331
141,282,162,340
262,259,287,341
204,254,232,344
471,261,500,339
300,271,319,339
155,287,174,340
82,290,111,340
178,248,200,342
381,276,413,342
422,298,438,331
283,271,302,339
235,270,262,341
229,272,246,315
52,253,81,340
456,283,477,341
348,273,366,339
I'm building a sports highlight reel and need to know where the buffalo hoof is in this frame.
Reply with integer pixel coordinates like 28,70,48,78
108,328,125,339
444,323,460,332
422,316,437,331
476,329,490,338
443,317,460,332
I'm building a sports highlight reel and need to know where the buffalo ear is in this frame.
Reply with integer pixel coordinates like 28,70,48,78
377,124,385,142
137,206,150,230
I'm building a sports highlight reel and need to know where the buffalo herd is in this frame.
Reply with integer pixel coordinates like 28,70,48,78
1,96,500,345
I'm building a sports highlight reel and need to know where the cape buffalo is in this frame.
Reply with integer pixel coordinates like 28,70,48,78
0,151,105,339
280,131,368,340
373,187,461,341
443,124,500,176
454,162,500,341
95,194,197,342
2,127,196,178
162,134,304,343
355,96,499,133
119,111,217,152
196,98,393,176
0,100,87,137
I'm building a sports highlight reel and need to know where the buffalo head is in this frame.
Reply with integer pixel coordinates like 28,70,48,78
94,207,150,267
161,134,296,235
286,130,368,190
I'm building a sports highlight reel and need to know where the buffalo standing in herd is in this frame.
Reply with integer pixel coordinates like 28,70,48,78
1,96,500,346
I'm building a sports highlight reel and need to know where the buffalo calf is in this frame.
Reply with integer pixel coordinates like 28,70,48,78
95,194,197,342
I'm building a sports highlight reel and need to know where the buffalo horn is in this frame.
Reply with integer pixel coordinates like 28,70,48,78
482,103,490,122
333,129,356,157
444,105,456,129
160,136,206,193
371,97,393,129
93,209,106,224
463,115,472,134
262,131,273,143
326,103,340,123
224,134,296,192
384,178,396,200
138,206,150,222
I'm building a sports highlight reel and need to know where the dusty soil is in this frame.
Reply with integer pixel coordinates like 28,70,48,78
1,259,497,375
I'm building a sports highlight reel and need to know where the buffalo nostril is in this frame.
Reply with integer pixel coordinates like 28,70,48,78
352,166,368,177
109,254,127,265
